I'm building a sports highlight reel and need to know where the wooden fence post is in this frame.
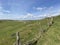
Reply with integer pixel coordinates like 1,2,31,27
16,32,21,45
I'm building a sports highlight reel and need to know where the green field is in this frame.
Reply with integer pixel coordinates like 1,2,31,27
0,15,60,45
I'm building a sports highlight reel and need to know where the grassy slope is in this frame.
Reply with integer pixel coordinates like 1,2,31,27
37,16,60,45
0,15,60,45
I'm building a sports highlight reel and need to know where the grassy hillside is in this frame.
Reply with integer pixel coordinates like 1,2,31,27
0,15,60,45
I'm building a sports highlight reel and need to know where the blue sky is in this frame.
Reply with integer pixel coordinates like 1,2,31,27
0,0,60,20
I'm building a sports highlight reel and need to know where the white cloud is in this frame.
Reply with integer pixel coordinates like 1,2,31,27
36,7,43,10
34,7,46,11
0,5,11,19
17,13,34,19
33,6,60,17
17,13,47,20
24,13,33,18
0,4,60,20
0,4,10,14
3,10,11,13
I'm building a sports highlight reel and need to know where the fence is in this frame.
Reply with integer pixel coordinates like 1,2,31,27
14,17,54,45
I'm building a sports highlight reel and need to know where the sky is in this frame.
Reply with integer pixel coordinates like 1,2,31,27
0,0,60,20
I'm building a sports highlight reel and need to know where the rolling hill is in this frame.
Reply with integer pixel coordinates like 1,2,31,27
0,15,60,45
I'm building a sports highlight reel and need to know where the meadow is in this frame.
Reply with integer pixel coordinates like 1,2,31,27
0,15,60,45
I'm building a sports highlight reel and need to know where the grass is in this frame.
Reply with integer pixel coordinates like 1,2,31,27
0,15,60,45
